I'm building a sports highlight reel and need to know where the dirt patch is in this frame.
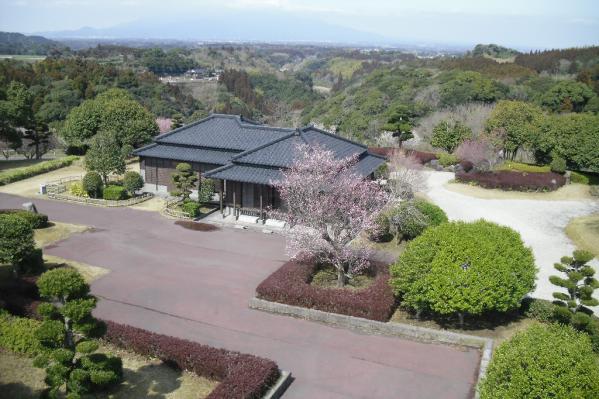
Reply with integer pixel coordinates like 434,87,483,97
34,221,91,248
311,265,375,290
174,220,220,231
445,180,593,201
390,308,538,345
130,196,166,212
0,345,218,399
565,212,599,258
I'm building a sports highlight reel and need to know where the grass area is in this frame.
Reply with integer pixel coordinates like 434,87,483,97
496,161,551,173
34,221,91,248
0,344,218,399
0,158,46,171
390,308,538,345
571,170,599,185
311,265,375,290
44,255,110,284
352,233,407,262
445,180,594,201
0,156,79,187
565,212,599,258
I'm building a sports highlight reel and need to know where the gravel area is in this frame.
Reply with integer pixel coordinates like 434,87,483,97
425,172,599,310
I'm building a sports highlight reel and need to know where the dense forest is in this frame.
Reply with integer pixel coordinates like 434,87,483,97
0,33,598,171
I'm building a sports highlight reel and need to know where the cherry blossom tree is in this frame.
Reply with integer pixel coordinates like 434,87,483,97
455,138,498,171
274,145,389,287
156,117,172,133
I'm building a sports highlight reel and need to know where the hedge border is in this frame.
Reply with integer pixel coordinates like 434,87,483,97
255,259,396,322
102,320,282,399
0,156,79,186
456,170,566,191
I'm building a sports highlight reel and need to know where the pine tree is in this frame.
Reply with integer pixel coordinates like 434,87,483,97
171,162,198,201
550,250,599,329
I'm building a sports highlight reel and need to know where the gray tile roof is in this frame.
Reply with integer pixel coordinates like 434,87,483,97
204,164,283,185
137,114,386,184
155,114,292,151
133,143,238,165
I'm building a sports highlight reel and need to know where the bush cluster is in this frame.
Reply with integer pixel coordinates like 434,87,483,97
182,200,201,217
103,320,280,399
522,298,556,323
390,220,537,321
0,310,44,356
550,156,567,173
69,181,88,197
0,209,48,229
479,323,599,399
82,172,104,198
103,185,128,201
0,156,79,186
437,153,459,167
256,259,396,321
570,170,599,185
0,214,37,276
122,171,144,194
456,170,566,191
389,199,448,240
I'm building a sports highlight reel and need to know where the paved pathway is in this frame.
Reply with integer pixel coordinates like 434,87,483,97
426,172,599,308
1,193,480,399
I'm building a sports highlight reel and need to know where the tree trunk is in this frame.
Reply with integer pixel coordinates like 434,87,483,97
337,269,347,287
64,316,74,350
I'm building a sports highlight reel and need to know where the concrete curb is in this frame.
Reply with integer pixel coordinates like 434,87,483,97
249,297,493,398
262,370,292,399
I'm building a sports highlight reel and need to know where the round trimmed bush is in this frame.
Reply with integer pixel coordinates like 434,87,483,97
102,185,128,201
479,323,599,399
0,214,35,270
0,209,49,229
389,220,536,318
390,199,448,240
550,156,567,174
82,172,104,198
181,200,201,217
367,210,393,242
123,171,144,194
438,153,459,167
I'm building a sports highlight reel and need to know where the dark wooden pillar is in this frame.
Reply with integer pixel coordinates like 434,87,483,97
219,180,224,215
260,184,263,223
233,187,237,220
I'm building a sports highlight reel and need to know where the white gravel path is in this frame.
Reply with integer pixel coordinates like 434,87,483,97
424,172,599,311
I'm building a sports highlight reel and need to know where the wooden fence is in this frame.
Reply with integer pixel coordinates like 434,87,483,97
161,197,193,219
46,176,153,207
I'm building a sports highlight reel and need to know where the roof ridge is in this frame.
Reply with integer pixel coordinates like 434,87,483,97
300,125,368,150
230,132,297,162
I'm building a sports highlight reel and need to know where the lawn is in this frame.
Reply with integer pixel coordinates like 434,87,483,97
495,161,551,173
0,345,218,399
565,212,599,258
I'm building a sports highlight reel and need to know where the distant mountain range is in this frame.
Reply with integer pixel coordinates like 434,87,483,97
0,31,67,55
37,11,390,46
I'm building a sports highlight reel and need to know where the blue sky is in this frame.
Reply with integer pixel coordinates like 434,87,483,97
1,0,598,48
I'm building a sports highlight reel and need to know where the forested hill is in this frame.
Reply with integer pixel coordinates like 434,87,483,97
0,32,68,55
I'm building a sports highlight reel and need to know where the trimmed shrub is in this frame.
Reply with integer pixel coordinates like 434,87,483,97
0,209,48,229
18,248,44,275
69,181,88,197
367,210,393,242
82,172,104,198
102,185,128,201
459,160,474,172
522,298,556,323
123,171,144,194
0,156,79,186
570,170,599,185
198,178,215,203
0,214,36,275
389,199,448,240
0,311,44,355
479,323,599,399
181,201,201,217
550,156,567,174
405,150,437,165
437,153,459,167
389,220,537,321
456,170,566,191
103,320,280,399
256,259,396,322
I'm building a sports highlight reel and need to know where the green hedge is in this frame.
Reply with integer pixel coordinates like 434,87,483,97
0,311,44,356
102,185,128,201
479,323,599,399
182,201,201,217
0,156,79,186
570,171,599,185
0,209,48,229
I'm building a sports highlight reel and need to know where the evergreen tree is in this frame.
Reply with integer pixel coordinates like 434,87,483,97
22,121,52,159
35,268,122,398
550,250,599,329
84,131,126,184
171,162,198,201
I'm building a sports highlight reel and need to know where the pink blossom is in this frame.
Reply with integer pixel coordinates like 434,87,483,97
156,117,172,133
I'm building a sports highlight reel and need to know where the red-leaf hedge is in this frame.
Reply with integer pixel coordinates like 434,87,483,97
255,260,396,322
456,170,566,191
368,147,395,159
0,275,41,318
103,321,280,399
406,150,438,165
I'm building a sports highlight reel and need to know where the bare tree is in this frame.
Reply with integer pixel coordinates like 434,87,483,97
387,151,427,201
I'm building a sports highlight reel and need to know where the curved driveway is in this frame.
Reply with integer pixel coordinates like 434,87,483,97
1,192,480,399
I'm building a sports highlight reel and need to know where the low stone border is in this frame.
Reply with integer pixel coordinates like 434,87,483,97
262,370,292,399
46,176,153,207
249,297,493,398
